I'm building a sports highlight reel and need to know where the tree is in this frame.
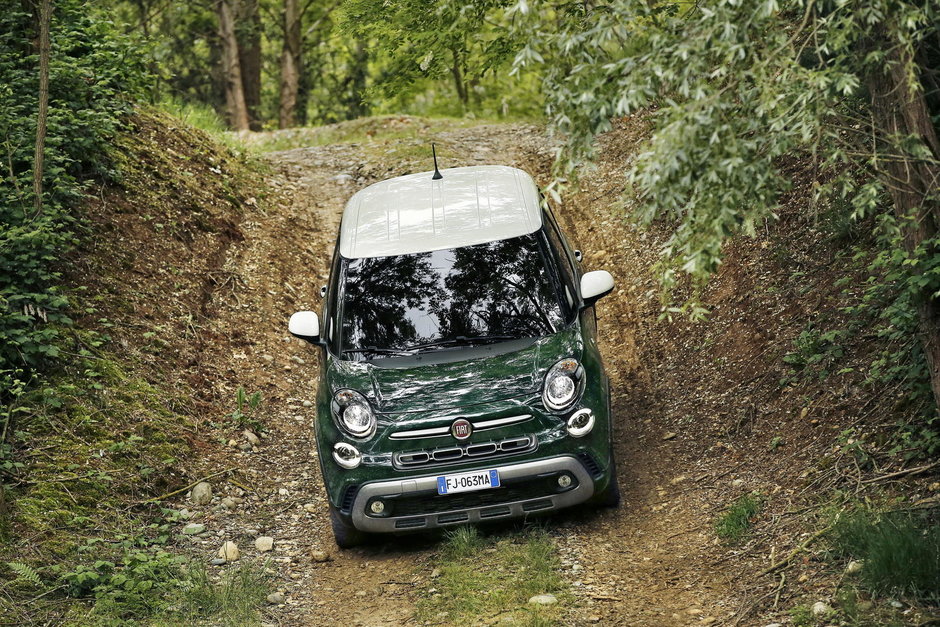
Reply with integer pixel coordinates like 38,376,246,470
32,0,51,217
236,0,262,130
502,0,940,413
215,0,250,130
339,0,518,112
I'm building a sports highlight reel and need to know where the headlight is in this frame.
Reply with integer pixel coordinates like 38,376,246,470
542,358,584,411
332,389,376,438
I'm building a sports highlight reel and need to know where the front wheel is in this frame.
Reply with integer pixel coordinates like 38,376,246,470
329,505,368,549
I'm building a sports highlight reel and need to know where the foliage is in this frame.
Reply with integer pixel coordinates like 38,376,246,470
715,493,762,543
830,508,940,602
417,526,567,625
339,0,541,118
0,0,146,375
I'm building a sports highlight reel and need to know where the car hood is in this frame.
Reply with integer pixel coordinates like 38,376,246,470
325,325,583,415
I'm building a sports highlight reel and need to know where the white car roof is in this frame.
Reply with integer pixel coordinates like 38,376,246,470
339,165,543,258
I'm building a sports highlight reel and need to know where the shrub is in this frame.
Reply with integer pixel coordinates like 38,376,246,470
715,493,762,543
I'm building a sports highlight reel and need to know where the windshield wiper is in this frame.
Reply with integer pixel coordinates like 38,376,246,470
402,335,518,352
342,346,415,356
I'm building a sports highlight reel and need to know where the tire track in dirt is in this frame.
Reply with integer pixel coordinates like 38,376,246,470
193,121,735,626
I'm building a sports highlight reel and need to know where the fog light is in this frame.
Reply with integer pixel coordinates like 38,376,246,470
558,474,572,488
370,500,385,514
332,442,362,469
566,408,595,438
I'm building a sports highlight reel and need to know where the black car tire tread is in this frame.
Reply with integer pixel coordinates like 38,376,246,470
330,505,368,548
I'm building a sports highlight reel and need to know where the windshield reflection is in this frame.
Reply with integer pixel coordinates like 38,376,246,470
339,233,564,358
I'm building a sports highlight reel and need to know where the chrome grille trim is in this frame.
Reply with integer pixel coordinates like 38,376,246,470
393,435,536,469
389,414,533,440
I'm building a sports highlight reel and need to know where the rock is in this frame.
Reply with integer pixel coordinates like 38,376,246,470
227,439,238,447
243,430,260,446
182,523,206,535
218,541,240,561
731,479,745,488
846,560,863,575
303,503,317,513
191,482,213,505
310,549,331,563
261,354,274,363
210,558,226,566
267,592,285,604
278,488,290,496
763,624,783,627
889,600,903,609
528,594,557,605
701,618,717,626
239,442,253,452
221,497,237,510
291,356,305,365
256,536,275,552
430,568,441,578
662,432,677,441
811,601,832,617
686,608,703,616
302,400,314,407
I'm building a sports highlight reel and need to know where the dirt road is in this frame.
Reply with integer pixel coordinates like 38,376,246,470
188,120,739,626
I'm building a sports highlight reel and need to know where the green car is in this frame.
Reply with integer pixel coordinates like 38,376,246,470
289,165,617,548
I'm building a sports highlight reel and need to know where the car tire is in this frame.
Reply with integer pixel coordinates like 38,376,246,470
330,505,368,549
593,451,621,507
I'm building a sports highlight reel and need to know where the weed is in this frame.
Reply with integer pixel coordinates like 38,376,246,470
829,508,940,602
229,386,263,430
173,560,271,626
715,493,762,543
418,527,567,625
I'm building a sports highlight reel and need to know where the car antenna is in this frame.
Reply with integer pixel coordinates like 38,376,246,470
431,143,443,180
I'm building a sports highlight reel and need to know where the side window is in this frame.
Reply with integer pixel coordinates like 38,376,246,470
542,216,577,310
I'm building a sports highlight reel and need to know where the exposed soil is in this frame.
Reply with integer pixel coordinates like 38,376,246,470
88,113,935,626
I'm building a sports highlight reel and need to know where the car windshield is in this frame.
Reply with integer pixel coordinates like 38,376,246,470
337,233,566,357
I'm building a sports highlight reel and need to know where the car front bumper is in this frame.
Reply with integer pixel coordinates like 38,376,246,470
348,455,595,533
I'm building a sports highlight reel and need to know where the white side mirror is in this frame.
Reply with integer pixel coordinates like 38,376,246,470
289,311,321,344
580,270,614,305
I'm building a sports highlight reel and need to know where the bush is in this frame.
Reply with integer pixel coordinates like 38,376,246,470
830,508,940,602
0,0,148,376
715,493,762,543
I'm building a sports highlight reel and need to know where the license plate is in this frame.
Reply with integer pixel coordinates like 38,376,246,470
436,469,500,495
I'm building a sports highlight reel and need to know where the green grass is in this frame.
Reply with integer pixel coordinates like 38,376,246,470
830,508,940,602
417,526,569,626
715,493,762,543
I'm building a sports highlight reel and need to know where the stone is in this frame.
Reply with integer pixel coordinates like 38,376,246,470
310,549,331,563
267,592,285,604
302,400,314,407
243,430,260,446
763,624,783,627
528,594,557,605
811,601,832,617
218,541,240,561
256,536,275,552
430,568,441,578
662,432,677,441
191,482,213,505
686,608,703,616
210,558,226,566
239,442,253,452
731,479,745,488
846,560,863,575
278,488,290,496
182,523,206,535
303,503,317,513
221,497,237,510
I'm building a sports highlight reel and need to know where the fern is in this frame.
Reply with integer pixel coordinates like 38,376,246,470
6,562,42,587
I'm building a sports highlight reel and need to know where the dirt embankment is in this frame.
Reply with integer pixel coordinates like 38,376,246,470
82,113,935,626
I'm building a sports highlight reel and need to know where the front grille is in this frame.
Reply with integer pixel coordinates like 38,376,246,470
394,435,536,469
382,471,577,517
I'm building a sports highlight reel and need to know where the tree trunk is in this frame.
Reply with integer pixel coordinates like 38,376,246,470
278,0,301,129
450,47,468,107
32,0,51,217
868,39,940,413
216,0,250,131
236,0,262,131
